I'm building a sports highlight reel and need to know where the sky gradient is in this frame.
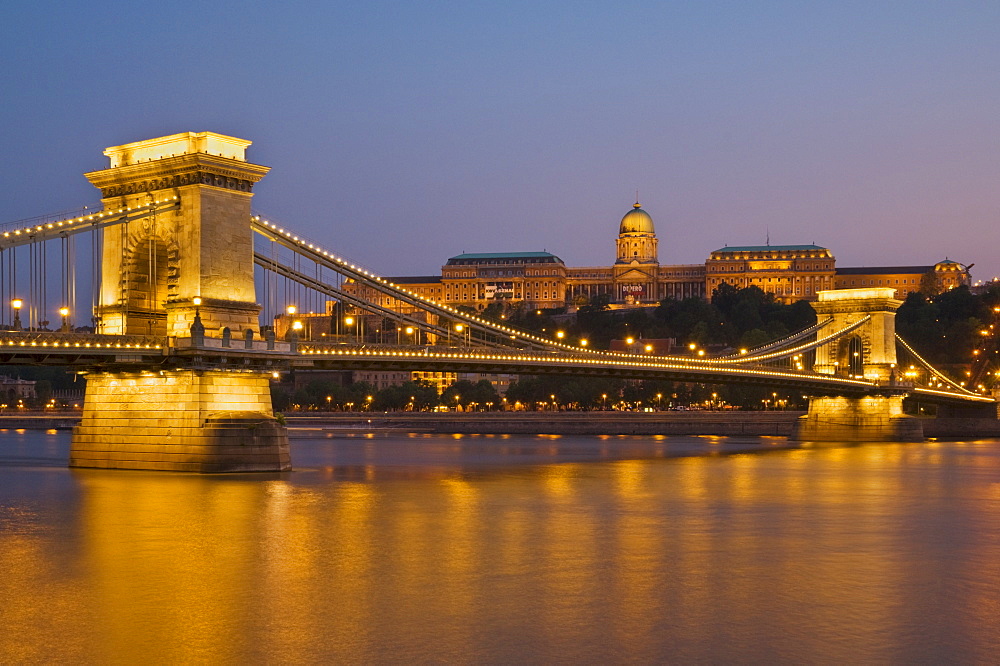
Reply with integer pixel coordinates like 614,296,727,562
3,1,999,282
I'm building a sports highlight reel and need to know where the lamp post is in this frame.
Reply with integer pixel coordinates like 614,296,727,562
11,299,22,331
344,316,355,343
59,307,70,332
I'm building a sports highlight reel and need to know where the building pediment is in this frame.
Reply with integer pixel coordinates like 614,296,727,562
615,268,656,282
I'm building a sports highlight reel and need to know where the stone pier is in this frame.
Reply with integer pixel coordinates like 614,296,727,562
790,395,923,442
71,370,290,472
69,132,289,472
790,288,923,442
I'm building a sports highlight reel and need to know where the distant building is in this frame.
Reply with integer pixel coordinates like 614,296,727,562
706,244,836,304
342,202,707,312
0,375,36,403
834,260,970,297
333,201,971,331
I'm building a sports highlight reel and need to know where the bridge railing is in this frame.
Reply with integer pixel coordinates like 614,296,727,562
0,330,166,350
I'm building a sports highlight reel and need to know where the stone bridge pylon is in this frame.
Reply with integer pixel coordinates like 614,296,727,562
791,288,923,442
70,132,290,472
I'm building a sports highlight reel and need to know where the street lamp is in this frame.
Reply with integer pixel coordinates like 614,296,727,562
11,299,22,331
580,338,588,347
59,307,70,332
556,330,565,340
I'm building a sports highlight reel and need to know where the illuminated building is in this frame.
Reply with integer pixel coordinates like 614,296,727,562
835,260,970,297
705,244,836,304
342,201,705,312
339,202,971,316
566,202,705,305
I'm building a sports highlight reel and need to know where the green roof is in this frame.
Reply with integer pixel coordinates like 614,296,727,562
446,251,564,266
712,244,828,253
449,251,559,260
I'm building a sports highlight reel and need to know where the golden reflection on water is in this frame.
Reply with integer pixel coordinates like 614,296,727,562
1,440,1000,662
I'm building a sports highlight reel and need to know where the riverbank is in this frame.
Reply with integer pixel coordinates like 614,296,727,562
286,411,805,436
3,410,999,439
282,412,1000,438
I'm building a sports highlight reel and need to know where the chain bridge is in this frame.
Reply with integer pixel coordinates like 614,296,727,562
1,132,993,471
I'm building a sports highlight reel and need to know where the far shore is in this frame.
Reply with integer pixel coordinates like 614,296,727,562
2,410,998,439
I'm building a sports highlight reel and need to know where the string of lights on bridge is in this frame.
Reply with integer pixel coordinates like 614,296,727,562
0,197,178,243
251,214,857,368
0,197,987,402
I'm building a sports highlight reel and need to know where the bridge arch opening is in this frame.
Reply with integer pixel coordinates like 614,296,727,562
834,335,864,377
122,237,175,335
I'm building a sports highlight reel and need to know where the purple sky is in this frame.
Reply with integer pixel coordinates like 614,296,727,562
3,1,999,282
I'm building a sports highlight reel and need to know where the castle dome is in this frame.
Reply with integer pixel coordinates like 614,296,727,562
619,202,655,235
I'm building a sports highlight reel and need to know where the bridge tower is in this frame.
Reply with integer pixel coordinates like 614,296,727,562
70,132,289,472
85,132,267,336
791,288,923,442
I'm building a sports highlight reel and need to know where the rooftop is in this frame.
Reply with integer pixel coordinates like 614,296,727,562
382,275,441,284
712,244,829,253
447,251,563,265
836,266,932,275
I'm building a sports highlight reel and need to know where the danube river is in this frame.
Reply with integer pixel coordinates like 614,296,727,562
2,428,999,663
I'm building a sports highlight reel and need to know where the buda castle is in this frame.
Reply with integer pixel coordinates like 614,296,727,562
342,203,969,313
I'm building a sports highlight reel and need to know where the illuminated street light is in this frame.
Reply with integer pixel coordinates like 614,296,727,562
580,338,588,347
287,305,297,316
556,330,565,340
11,298,22,331
59,307,70,332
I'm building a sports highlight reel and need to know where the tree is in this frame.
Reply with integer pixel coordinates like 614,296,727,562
918,269,940,297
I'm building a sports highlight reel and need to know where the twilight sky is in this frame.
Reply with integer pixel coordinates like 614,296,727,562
3,1,999,282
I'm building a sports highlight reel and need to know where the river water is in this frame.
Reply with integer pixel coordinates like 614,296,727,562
1,428,999,663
